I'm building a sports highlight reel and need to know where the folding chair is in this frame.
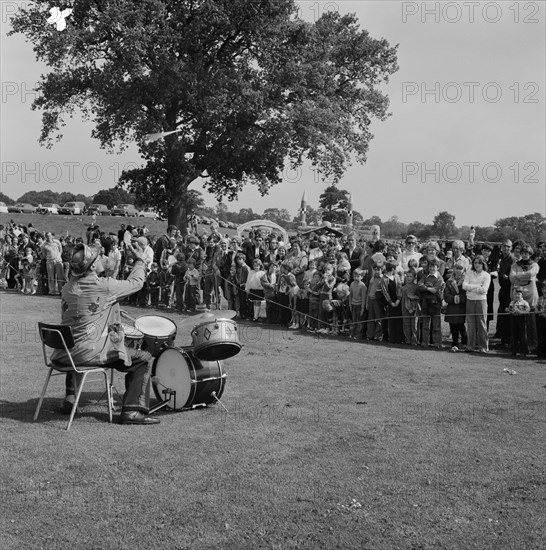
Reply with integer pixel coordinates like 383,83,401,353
34,322,113,431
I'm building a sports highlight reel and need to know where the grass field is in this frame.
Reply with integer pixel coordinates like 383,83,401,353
0,212,171,240
1,289,545,550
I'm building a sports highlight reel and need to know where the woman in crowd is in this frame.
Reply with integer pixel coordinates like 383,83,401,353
423,241,446,279
2,234,19,289
463,255,491,353
102,236,122,279
286,239,308,287
509,243,539,352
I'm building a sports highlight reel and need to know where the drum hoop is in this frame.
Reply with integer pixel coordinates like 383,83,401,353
135,315,177,336
193,318,236,329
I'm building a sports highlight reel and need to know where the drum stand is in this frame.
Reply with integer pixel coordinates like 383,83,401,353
148,379,229,415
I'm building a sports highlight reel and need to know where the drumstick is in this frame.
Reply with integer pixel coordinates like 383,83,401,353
120,309,138,324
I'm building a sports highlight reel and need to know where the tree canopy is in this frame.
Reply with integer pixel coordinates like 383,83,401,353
9,0,398,228
93,187,135,209
319,185,350,224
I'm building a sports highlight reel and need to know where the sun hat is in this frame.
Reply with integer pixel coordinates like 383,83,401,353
70,244,100,277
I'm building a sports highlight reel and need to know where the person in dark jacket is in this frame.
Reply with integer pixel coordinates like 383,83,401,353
444,263,468,351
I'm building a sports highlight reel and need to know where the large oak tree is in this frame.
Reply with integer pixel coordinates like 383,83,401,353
10,0,398,228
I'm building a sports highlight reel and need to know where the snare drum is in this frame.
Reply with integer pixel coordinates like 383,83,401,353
152,347,226,410
121,324,143,350
134,315,177,357
191,318,241,361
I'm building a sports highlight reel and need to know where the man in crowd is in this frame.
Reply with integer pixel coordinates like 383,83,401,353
496,239,514,347
153,224,177,264
41,232,64,295
342,233,363,274
244,231,266,267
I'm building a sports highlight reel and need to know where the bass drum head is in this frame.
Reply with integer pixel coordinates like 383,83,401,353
152,347,226,410
152,348,193,410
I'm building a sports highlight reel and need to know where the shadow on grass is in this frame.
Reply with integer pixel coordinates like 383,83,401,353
0,393,114,426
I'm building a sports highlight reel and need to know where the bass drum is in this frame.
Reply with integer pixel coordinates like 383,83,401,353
152,347,226,411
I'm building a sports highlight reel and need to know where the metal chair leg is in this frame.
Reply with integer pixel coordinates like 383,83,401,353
66,371,88,431
33,368,54,421
104,370,113,423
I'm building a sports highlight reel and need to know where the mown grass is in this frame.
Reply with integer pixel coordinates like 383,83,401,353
1,290,545,550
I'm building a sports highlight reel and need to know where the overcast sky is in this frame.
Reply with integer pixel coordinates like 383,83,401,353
1,1,545,227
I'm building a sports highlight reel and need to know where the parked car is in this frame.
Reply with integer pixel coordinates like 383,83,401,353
86,204,111,216
58,201,86,215
111,204,139,217
138,207,161,219
7,203,36,214
0,201,8,214
36,203,60,215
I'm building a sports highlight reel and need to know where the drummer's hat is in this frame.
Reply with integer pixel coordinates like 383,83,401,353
70,244,100,277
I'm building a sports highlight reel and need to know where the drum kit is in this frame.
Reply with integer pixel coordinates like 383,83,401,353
120,309,241,414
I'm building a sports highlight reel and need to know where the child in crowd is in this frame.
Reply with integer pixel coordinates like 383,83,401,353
401,270,420,345
159,264,174,308
307,270,323,332
335,256,351,286
21,247,37,294
348,268,367,339
366,264,384,341
416,257,429,283
443,250,454,282
443,263,467,351
147,263,161,307
419,258,445,348
303,259,317,285
407,258,419,273
294,279,311,329
14,250,25,290
507,287,530,356
170,252,188,312
331,283,350,335
317,263,336,334
276,261,295,326
385,253,405,284
381,261,404,343
184,259,202,312
260,262,278,324
247,259,266,321
287,270,300,329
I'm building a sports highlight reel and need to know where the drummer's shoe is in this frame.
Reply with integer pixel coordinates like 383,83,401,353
59,398,81,415
119,411,160,425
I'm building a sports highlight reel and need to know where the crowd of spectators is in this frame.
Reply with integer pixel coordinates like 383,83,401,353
1,219,545,359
